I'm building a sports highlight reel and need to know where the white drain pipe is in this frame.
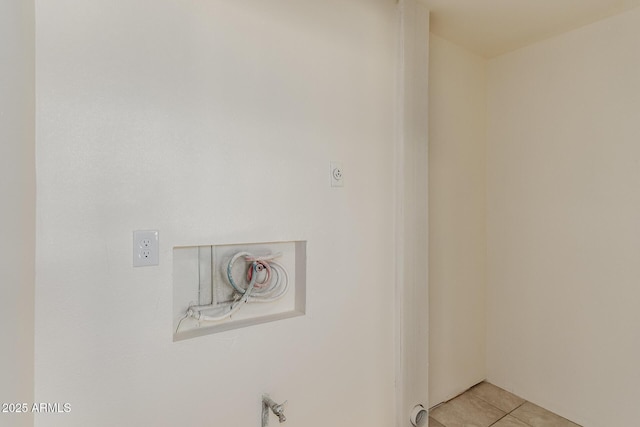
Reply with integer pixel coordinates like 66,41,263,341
410,404,427,427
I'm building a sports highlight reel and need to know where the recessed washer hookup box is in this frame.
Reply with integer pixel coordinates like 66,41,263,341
173,240,306,341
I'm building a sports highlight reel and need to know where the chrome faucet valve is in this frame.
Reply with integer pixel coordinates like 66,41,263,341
262,394,287,427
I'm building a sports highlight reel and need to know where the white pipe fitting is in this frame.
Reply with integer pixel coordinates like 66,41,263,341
410,404,427,427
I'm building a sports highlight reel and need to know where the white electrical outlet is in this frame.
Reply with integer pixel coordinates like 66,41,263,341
330,161,344,187
133,230,159,267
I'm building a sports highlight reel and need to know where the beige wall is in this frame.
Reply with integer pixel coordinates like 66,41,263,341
35,1,398,426
487,7,640,426
397,1,430,423
0,2,35,427
429,34,487,406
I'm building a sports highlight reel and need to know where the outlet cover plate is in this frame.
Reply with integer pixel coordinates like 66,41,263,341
133,230,159,267
330,161,344,187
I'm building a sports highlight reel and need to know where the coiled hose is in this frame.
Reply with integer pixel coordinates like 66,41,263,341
186,252,289,322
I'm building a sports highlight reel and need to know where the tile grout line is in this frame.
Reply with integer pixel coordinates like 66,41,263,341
508,402,584,427
486,404,530,427
506,401,533,426
470,393,521,415
473,392,533,427
487,412,510,427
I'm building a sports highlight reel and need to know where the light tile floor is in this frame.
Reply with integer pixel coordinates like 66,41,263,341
429,382,581,427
